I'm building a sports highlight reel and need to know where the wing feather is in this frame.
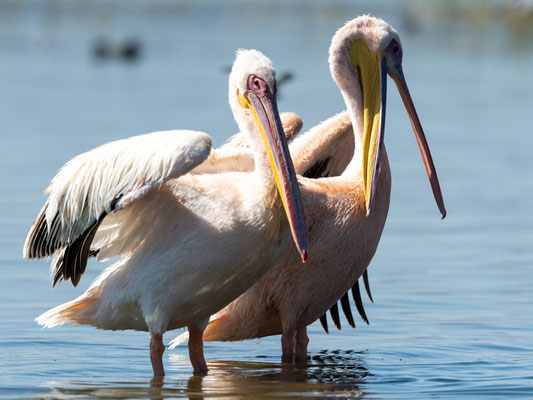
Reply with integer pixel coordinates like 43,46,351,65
23,129,212,286
290,111,353,176
352,280,369,325
329,302,341,330
340,292,356,328
190,112,303,174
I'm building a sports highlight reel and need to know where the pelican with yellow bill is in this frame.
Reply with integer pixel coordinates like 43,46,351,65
350,36,446,217
24,49,309,376
190,16,446,362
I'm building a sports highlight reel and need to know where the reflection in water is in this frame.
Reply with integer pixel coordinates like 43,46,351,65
182,351,368,399
35,351,368,399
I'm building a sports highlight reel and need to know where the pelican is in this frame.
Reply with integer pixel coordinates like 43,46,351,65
191,111,303,175
171,16,446,360
23,49,308,376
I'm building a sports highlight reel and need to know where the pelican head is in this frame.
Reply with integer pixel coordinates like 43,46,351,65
329,16,446,218
228,49,308,262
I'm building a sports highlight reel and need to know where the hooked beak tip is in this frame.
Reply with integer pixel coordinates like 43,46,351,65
301,250,308,263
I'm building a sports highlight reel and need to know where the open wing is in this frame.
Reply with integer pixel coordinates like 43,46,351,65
190,112,303,174
23,129,212,287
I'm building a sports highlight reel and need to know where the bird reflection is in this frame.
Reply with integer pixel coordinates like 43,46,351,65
42,351,368,399
186,376,204,400
170,350,369,399
149,376,164,400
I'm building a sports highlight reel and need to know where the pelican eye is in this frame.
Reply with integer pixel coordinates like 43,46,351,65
247,74,271,97
384,39,403,65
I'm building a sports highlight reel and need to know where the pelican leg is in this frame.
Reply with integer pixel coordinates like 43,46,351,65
295,326,309,362
150,332,165,376
188,324,208,375
281,328,296,363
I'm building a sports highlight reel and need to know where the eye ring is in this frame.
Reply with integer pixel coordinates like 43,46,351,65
247,74,271,97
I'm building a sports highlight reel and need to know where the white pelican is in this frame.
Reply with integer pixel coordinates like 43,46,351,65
172,16,446,360
23,49,308,375
190,111,303,175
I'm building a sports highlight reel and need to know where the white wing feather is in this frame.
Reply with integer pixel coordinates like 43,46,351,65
190,111,303,175
23,129,212,260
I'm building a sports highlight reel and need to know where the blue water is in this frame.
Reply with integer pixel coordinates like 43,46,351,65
1,1,533,398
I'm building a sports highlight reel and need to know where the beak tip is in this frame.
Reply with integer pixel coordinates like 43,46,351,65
440,209,447,220
301,249,308,263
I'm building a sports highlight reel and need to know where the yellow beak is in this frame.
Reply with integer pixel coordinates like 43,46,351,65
238,89,309,262
350,39,446,218
350,39,387,216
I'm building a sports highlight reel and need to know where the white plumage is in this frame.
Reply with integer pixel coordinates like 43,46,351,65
171,16,445,363
24,49,308,376
24,130,211,260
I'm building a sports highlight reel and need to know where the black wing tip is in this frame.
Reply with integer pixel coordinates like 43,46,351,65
24,203,64,260
340,292,356,328
319,314,329,334
363,270,374,303
303,156,332,179
352,280,370,325
330,303,341,331
50,215,105,288
319,272,374,334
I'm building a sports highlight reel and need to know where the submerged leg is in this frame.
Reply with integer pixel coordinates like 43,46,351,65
281,328,296,363
150,332,165,376
295,326,309,362
188,324,208,374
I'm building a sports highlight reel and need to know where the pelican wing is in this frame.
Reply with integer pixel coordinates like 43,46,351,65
23,129,212,287
192,111,352,178
190,112,303,174
290,111,353,177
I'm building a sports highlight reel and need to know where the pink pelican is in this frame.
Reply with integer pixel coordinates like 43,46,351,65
174,16,446,361
23,50,308,375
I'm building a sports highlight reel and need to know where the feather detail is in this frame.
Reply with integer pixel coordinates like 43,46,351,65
190,112,303,175
290,111,353,175
352,280,369,325
330,303,341,330
169,331,190,349
340,292,356,328
319,314,329,334
363,269,374,302
23,129,212,287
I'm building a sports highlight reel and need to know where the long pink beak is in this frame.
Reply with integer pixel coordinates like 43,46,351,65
390,65,447,219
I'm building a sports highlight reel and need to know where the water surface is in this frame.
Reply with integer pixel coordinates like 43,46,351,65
1,1,533,398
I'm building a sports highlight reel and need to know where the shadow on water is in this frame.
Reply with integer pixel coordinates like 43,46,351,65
17,351,369,399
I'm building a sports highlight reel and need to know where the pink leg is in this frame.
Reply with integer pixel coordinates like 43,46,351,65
150,332,165,376
188,324,208,374
281,328,296,363
295,326,309,362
